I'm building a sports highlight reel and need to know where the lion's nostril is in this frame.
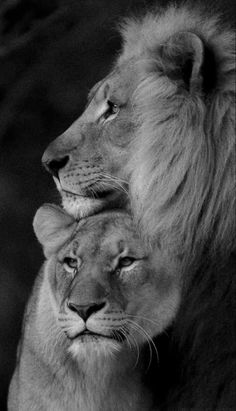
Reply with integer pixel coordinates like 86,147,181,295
44,156,69,178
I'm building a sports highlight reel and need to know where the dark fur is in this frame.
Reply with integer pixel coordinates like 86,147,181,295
119,2,236,408
145,253,236,409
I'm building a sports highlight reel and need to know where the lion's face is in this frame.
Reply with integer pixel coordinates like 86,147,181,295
34,206,180,359
42,5,235,262
42,61,141,218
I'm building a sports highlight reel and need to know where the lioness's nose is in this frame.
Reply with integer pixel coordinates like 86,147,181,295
67,301,106,322
42,155,69,178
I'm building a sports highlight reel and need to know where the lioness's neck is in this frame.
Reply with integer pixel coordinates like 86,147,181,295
72,349,147,411
32,272,151,411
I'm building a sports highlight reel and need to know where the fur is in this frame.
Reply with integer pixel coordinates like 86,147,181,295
116,3,236,408
8,206,182,411
40,2,236,409
119,3,235,265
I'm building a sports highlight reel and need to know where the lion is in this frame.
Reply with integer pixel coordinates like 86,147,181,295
41,2,236,408
8,204,181,411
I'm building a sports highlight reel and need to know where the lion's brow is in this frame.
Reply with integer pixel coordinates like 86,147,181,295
87,78,106,105
86,70,116,106
87,82,101,103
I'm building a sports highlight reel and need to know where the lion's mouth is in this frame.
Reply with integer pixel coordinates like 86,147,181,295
54,176,116,199
88,189,115,199
62,187,117,200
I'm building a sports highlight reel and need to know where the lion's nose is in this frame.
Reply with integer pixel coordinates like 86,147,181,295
67,301,106,322
42,154,69,178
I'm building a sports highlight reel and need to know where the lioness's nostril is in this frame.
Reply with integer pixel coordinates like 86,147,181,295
44,156,69,178
67,301,106,322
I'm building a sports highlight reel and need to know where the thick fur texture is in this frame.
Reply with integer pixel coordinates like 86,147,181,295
8,205,181,411
41,2,236,409
119,3,235,265
118,4,236,409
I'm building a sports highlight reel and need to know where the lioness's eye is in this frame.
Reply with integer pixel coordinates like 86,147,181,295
119,257,135,268
104,100,119,120
63,257,77,271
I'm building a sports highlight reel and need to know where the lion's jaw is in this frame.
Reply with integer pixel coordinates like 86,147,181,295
60,189,127,220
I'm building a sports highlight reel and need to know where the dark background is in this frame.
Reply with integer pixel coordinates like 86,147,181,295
0,1,235,410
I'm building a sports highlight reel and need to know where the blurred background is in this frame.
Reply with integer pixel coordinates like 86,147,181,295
0,0,235,409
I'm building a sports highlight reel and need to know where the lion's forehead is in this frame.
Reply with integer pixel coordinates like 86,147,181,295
98,59,141,101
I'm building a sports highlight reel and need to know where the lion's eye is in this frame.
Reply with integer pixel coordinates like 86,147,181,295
119,257,136,268
104,100,119,120
63,257,78,273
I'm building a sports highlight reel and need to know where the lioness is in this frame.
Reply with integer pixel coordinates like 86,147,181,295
8,204,180,411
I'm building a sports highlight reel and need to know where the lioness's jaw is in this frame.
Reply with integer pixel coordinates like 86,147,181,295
35,208,179,369
68,338,122,363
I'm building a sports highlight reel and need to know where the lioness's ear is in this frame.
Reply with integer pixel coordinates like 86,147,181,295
33,204,76,258
160,31,211,93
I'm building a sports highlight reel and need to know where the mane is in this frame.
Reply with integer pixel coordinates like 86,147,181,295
118,3,235,266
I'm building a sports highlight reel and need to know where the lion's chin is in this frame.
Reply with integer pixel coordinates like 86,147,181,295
61,192,105,219
68,337,121,361
61,189,128,219
53,176,128,218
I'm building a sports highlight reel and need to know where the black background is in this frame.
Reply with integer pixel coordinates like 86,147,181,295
0,1,235,410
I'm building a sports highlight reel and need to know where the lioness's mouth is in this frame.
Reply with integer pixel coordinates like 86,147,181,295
73,331,114,342
72,330,126,342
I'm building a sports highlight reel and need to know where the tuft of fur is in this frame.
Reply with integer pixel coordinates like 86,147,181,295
119,3,235,266
114,3,236,409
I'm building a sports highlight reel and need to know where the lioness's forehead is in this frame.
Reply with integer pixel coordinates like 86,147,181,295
76,213,135,241
65,212,144,256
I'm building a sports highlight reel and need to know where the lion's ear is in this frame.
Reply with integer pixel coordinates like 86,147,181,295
160,31,208,93
33,204,76,258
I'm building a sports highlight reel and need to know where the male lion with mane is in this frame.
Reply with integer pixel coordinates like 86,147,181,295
42,1,235,409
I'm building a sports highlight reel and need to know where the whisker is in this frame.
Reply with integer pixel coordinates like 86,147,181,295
126,319,159,371
99,173,129,196
100,172,129,186
119,325,141,369
128,330,141,369
127,320,153,371
119,326,132,350
87,175,129,199
87,185,97,199
126,314,161,329
99,179,126,194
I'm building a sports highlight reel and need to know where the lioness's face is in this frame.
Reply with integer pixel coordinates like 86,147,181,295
36,208,180,359
42,61,140,217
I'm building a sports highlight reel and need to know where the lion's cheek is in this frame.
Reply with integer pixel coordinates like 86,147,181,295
102,122,134,174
